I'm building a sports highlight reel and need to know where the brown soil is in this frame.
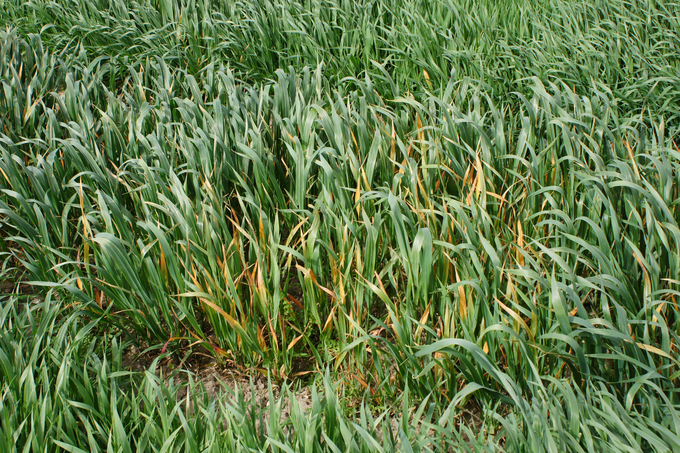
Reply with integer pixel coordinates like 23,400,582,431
121,344,314,423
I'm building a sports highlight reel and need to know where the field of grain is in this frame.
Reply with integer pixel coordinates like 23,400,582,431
1,0,680,451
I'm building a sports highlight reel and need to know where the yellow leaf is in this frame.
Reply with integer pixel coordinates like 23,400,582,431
496,297,534,342
288,333,305,351
200,297,242,331
637,342,675,361
259,214,265,244
159,246,167,283
456,268,467,321
475,155,485,195
423,69,432,89
414,302,431,343
516,220,525,267
355,176,361,216
323,305,337,333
